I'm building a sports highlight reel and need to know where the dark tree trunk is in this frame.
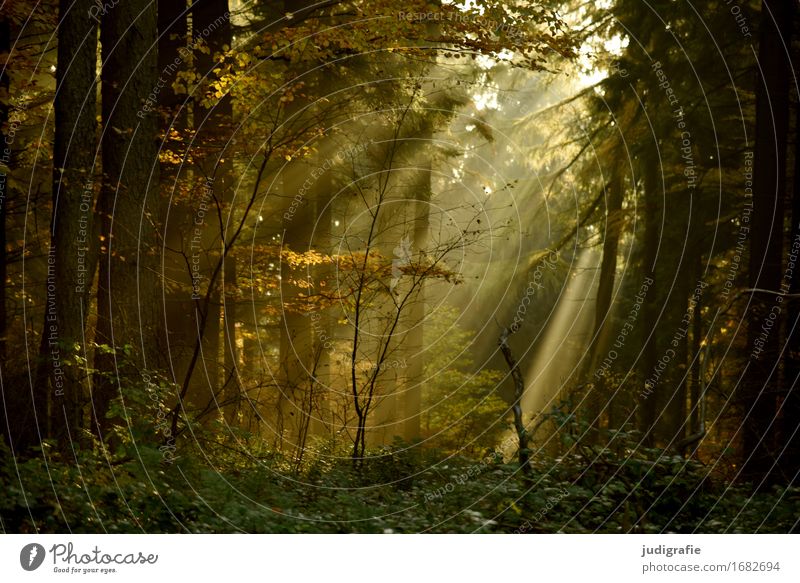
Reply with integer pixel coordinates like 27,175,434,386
93,0,163,438
43,0,99,446
499,328,531,477
190,0,233,416
586,172,623,434
0,17,8,364
20,0,99,452
158,0,196,399
0,15,24,451
190,0,240,421
157,0,188,125
639,155,661,446
741,0,795,485
591,173,624,355
689,252,703,449
660,270,689,444
779,58,800,486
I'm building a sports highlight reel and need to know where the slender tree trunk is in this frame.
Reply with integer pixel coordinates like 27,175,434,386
499,328,531,477
586,171,623,433
403,157,431,441
192,0,236,420
591,173,624,357
279,159,316,450
159,0,195,398
639,155,660,446
276,0,328,450
163,0,232,429
689,253,703,450
660,270,689,444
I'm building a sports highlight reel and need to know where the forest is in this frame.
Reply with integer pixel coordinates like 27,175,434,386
0,0,798,534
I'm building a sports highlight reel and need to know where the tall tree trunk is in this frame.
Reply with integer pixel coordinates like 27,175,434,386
279,155,318,450
778,57,800,485
192,0,233,418
403,156,431,441
741,0,794,485
24,0,99,451
639,155,660,446
0,16,8,364
591,172,624,359
0,15,24,451
276,0,326,450
660,270,690,444
688,252,703,449
195,0,240,421
586,171,623,433
93,0,163,438
159,0,195,399
43,0,99,446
